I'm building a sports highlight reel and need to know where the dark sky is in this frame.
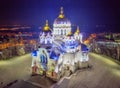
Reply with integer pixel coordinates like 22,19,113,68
0,0,120,32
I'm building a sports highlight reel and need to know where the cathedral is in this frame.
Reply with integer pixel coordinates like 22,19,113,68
39,7,83,47
31,7,89,77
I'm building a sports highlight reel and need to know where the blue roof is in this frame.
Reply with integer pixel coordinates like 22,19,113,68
32,50,37,56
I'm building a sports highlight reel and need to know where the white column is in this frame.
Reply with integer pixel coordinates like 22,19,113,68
66,28,68,34
62,29,64,35
45,38,47,44
53,28,55,35
53,30,55,35
59,29,61,35
58,29,59,35
55,28,57,35
57,28,58,35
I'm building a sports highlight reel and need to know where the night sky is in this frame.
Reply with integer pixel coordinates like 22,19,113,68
0,0,120,32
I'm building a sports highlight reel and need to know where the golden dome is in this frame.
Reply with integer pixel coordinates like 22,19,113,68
43,20,50,31
58,7,64,18
67,31,72,36
75,26,80,35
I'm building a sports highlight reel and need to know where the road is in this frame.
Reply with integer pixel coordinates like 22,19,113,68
0,54,32,88
0,53,120,88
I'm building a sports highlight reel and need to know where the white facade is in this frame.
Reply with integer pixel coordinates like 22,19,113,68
39,7,83,45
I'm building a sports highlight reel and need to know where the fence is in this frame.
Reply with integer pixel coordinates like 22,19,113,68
0,44,35,60
90,41,120,61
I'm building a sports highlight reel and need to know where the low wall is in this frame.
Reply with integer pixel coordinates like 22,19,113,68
90,41,120,61
0,44,35,60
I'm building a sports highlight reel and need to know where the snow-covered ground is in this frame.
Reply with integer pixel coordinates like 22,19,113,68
0,54,32,88
0,53,120,88
54,53,120,88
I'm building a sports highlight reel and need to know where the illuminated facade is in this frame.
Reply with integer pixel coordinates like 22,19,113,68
39,7,83,50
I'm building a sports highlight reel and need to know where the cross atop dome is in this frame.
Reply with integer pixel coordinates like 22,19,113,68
58,7,64,18
60,7,64,14
46,20,48,26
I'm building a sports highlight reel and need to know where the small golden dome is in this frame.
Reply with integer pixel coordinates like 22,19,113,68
43,20,50,31
67,31,72,36
75,26,80,35
58,7,64,18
